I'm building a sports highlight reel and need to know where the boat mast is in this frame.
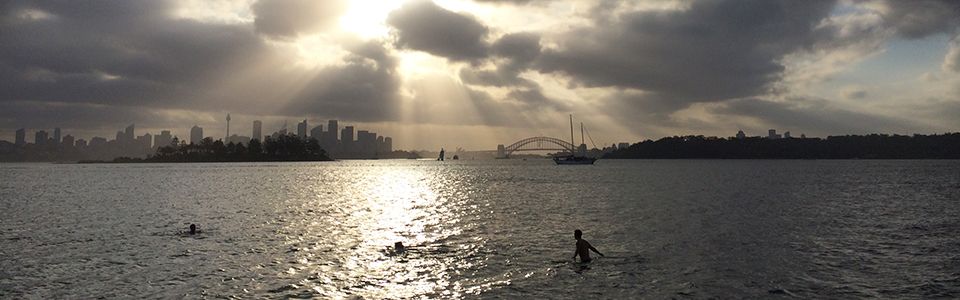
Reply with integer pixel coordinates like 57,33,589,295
580,122,585,147
569,114,575,156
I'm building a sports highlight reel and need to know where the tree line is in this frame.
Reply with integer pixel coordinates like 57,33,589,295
140,134,331,162
604,133,960,159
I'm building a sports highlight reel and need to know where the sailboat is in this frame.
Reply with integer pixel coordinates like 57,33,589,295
553,115,597,165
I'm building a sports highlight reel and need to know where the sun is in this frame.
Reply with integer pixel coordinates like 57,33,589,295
339,0,408,39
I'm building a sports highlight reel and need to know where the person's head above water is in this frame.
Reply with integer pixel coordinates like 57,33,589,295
394,241,405,253
574,229,583,240
189,224,197,235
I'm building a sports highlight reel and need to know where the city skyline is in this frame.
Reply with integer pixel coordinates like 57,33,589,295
1,1,959,150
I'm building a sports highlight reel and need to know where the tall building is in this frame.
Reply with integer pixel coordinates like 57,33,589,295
297,119,308,139
377,136,385,153
340,126,354,154
61,134,75,148
783,131,792,139
252,120,262,141
137,133,152,149
356,130,375,155
53,128,61,144
154,130,173,149
190,125,203,145
384,137,392,153
736,130,746,140
35,130,48,145
15,128,25,146
225,113,231,139
90,137,107,147
327,120,339,142
75,138,87,148
124,124,135,143
310,125,323,140
618,142,630,150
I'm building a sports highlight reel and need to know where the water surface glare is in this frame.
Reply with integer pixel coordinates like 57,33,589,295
1,160,959,298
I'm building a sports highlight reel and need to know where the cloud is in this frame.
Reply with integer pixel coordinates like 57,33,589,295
879,0,960,39
710,97,924,135
282,40,402,122
387,1,490,61
945,35,960,72
252,0,347,38
0,1,404,130
535,0,837,105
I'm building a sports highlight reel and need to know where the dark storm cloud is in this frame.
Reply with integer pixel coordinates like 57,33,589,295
282,41,401,122
252,0,347,38
880,0,960,39
0,0,405,131
0,0,269,108
459,33,540,87
535,0,837,104
387,1,490,61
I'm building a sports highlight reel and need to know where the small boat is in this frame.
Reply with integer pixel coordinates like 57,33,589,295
452,154,459,160
555,114,596,165
553,155,596,165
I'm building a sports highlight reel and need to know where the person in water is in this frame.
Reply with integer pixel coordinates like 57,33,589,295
394,242,406,254
572,229,603,262
189,224,198,235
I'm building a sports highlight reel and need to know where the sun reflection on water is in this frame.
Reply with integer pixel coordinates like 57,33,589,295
280,165,478,298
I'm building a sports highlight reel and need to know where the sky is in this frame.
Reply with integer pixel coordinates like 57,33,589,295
1,0,959,150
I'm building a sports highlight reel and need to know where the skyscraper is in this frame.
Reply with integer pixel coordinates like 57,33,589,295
53,128,61,144
124,124,135,143
327,120,339,142
252,120,262,141
340,126,354,154
35,130,48,145
154,130,173,148
310,125,323,140
15,128,25,146
384,137,392,153
190,125,203,145
297,119,308,139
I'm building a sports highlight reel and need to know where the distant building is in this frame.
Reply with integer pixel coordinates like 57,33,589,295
15,128,25,146
252,120,262,142
384,137,393,153
356,130,376,155
736,130,746,140
297,119,308,139
35,130,48,145
154,130,173,149
124,124,135,143
340,125,354,154
618,142,630,150
75,138,87,148
190,125,203,145
90,137,107,147
53,128,61,144
327,120,339,142
61,134,74,148
800,133,806,139
137,133,152,149
783,131,792,139
767,129,782,139
310,125,323,140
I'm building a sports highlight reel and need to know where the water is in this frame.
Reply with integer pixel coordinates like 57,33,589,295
1,160,958,298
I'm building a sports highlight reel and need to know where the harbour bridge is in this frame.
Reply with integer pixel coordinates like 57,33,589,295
496,136,576,158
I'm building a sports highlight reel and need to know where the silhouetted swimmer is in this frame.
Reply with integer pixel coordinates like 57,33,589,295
572,229,603,263
189,224,198,235
394,242,406,254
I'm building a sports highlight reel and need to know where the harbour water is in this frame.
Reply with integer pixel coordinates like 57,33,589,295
1,160,958,298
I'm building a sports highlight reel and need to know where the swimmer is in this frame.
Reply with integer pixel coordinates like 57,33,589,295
189,224,198,235
394,242,406,254
572,229,603,263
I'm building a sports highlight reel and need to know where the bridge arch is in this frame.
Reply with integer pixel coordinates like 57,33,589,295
500,136,574,158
